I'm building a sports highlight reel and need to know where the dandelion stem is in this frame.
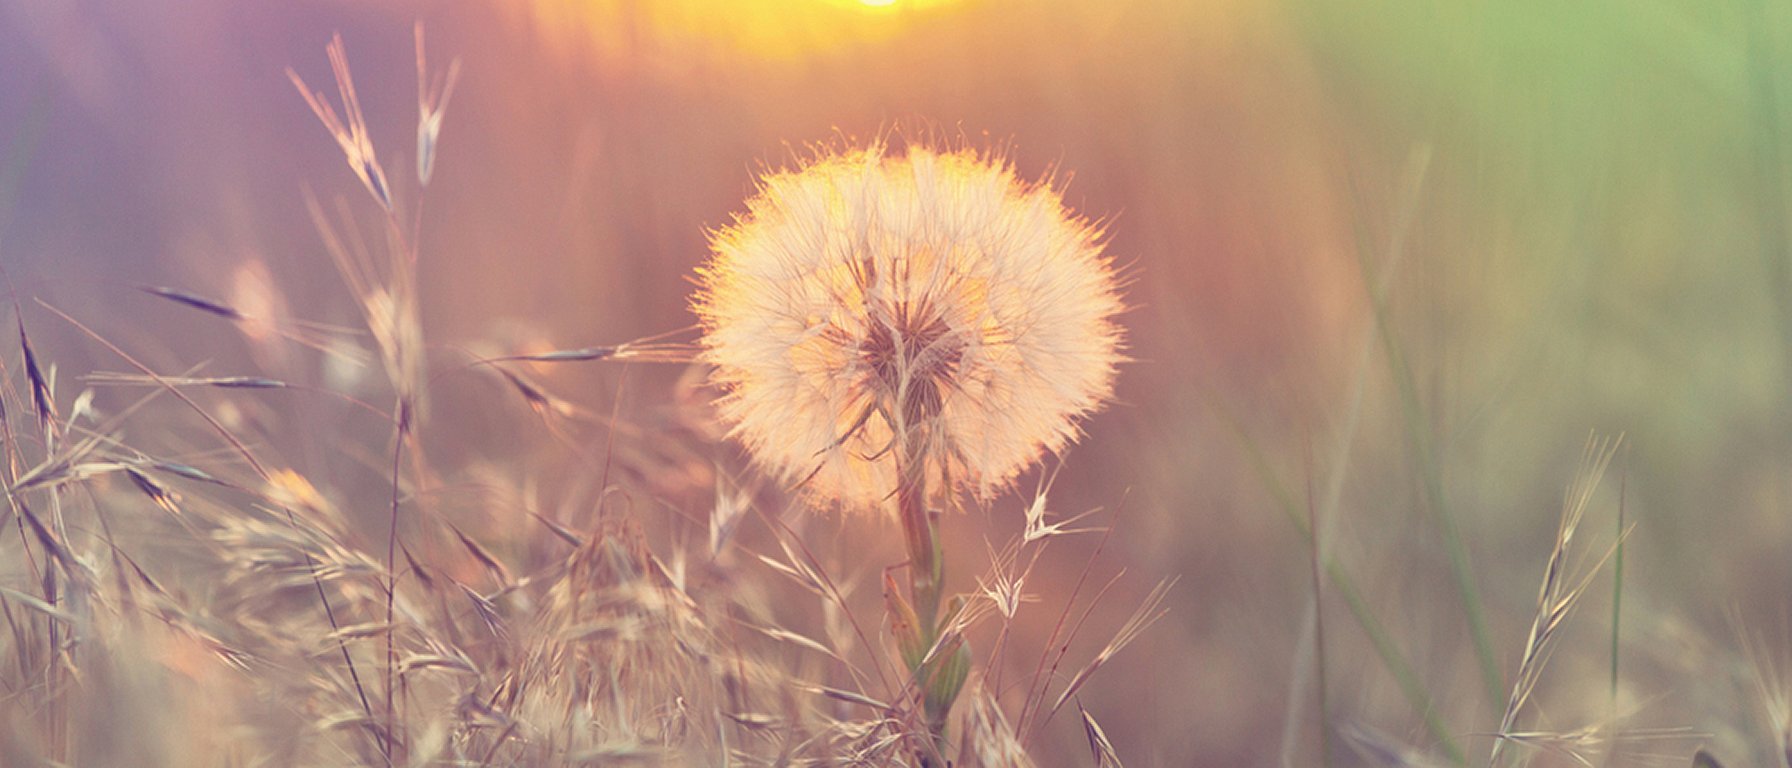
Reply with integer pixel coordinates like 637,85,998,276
897,444,940,629
895,437,954,765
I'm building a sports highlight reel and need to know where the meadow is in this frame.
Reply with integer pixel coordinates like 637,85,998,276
0,1,1789,766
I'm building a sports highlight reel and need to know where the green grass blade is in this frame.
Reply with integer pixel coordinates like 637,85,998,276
1349,159,1506,713
1211,394,1467,765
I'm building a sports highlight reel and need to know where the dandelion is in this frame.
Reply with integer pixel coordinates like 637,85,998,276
694,141,1124,760
693,142,1124,513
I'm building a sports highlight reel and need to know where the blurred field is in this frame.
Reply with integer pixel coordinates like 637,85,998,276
2,0,1791,765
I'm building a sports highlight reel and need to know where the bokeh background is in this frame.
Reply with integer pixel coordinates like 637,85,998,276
2,0,1790,765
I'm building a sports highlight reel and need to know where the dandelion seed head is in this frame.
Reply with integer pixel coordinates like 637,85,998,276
694,142,1124,511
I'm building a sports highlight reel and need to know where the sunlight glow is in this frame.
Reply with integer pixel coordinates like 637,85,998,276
520,0,969,68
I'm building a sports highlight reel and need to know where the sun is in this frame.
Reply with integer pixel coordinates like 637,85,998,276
518,0,970,69
834,0,964,11
846,0,965,9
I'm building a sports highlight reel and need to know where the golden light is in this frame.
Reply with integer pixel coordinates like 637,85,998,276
517,0,970,70
844,0,966,9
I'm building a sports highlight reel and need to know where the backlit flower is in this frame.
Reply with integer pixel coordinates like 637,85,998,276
694,143,1123,511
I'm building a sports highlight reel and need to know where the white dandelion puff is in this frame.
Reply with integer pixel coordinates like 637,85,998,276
693,142,1125,512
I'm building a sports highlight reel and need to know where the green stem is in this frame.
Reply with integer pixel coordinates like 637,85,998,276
1217,398,1467,765
895,441,951,763
897,445,940,629
1355,232,1504,713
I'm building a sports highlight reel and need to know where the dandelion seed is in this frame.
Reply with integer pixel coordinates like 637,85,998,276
693,142,1124,511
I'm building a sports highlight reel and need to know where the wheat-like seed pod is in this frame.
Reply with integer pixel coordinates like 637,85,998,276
694,143,1124,511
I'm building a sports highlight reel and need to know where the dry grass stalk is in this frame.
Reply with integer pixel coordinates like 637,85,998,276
0,29,1176,768
1490,434,1630,768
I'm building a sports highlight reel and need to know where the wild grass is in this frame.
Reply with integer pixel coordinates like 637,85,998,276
0,27,1163,768
0,13,1785,768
